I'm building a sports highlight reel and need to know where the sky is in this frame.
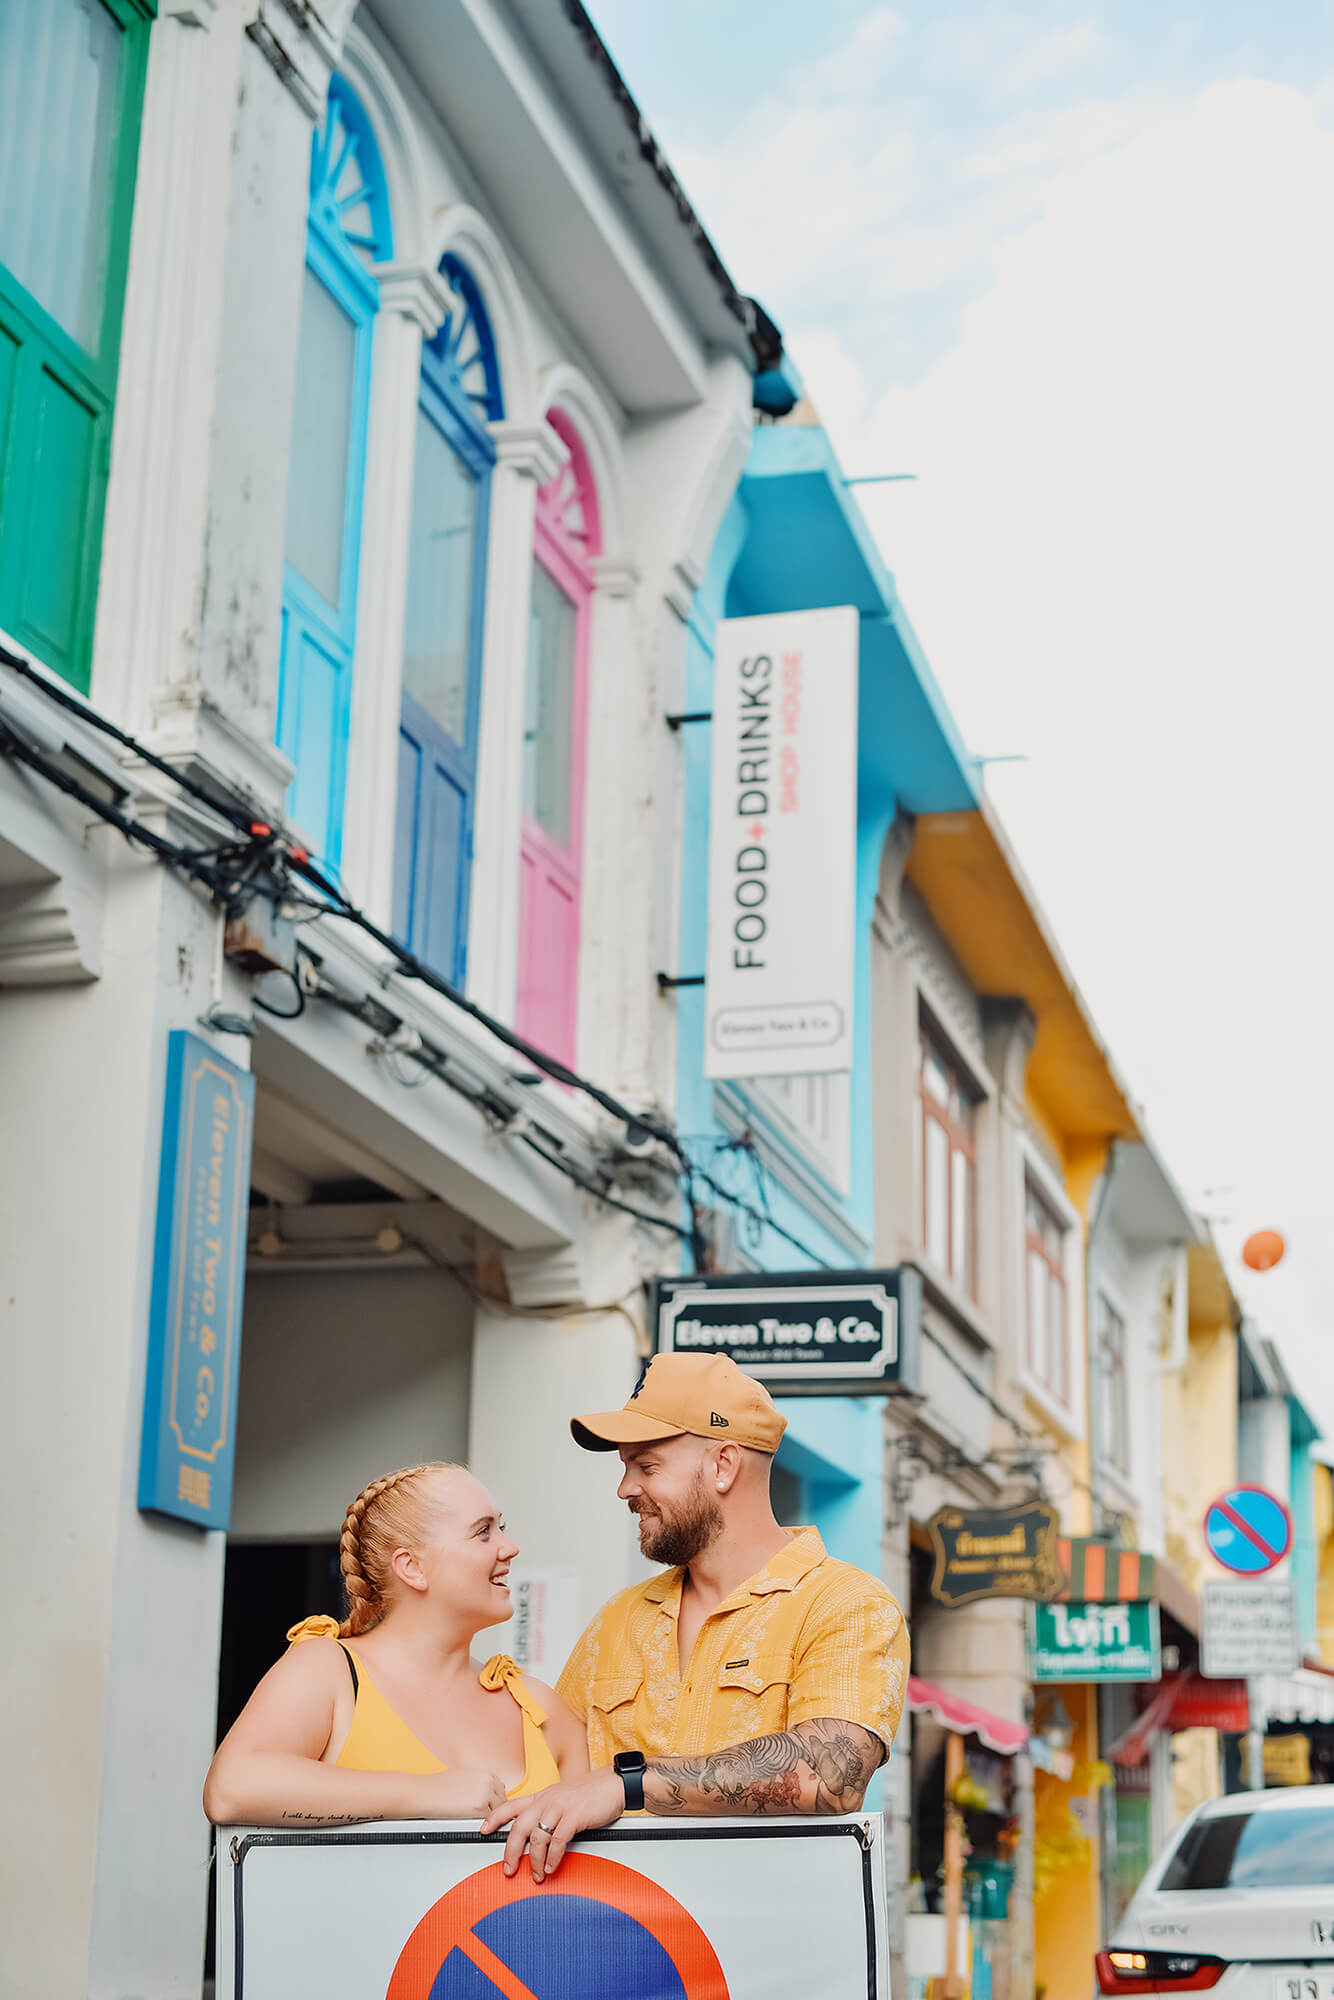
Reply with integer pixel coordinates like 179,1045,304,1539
591,2,1334,1428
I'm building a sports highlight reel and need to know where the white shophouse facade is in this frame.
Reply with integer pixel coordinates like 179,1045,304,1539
0,3,781,1991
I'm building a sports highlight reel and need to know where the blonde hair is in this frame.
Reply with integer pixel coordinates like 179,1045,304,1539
337,1461,462,1636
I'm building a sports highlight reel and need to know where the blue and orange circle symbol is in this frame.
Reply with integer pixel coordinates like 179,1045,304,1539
1203,1485,1292,1576
385,1852,731,2000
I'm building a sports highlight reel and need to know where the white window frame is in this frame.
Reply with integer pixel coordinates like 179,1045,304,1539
1018,1136,1085,1438
743,1071,852,1199
1092,1281,1133,1485
915,1006,983,1299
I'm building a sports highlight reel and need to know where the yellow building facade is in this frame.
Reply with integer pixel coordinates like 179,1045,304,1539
904,800,1232,2000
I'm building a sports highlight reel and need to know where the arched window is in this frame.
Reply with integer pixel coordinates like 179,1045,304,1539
392,256,502,982
276,74,392,868
516,409,599,1063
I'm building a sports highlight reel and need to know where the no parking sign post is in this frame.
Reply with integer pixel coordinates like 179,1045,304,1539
1201,1484,1297,1791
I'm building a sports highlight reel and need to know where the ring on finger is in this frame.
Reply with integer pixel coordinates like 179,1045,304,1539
537,1819,555,1833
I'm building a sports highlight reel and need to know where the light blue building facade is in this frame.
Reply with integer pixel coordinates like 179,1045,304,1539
676,415,982,1578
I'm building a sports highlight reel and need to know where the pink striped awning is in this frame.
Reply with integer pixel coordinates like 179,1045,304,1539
907,1675,1029,1755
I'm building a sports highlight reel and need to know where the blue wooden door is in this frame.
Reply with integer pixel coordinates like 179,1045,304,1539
392,260,500,982
277,77,391,870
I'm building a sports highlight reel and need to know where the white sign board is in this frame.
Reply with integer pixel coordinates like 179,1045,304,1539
705,607,858,1079
474,1566,580,1681
218,1815,887,2000
1202,1576,1300,1678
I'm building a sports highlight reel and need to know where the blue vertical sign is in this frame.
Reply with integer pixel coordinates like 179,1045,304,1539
138,1031,254,1530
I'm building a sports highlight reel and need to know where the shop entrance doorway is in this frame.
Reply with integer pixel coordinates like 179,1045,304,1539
215,1540,342,1748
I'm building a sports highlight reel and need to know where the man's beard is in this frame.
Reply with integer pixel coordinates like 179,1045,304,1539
633,1472,722,1566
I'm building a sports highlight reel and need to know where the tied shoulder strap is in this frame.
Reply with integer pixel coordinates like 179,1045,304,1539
285,1614,358,1695
479,1654,548,1727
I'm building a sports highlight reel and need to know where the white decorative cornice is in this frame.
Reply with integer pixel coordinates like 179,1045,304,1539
163,0,219,24
488,418,567,485
664,554,703,624
591,556,639,600
150,681,295,813
373,261,458,337
0,878,101,987
243,2,336,122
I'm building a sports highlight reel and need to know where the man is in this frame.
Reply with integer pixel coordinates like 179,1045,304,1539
482,1350,909,1881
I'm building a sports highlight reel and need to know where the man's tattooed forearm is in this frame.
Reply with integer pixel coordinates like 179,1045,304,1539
646,1719,881,1818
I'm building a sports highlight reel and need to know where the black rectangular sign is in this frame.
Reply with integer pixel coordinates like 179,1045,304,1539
927,1501,1062,1607
651,1266,921,1396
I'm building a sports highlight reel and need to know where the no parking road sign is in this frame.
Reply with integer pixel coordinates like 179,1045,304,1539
386,1853,726,2000
1203,1485,1292,1576
218,1816,888,2000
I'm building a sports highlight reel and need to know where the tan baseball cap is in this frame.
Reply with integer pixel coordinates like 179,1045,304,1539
571,1351,787,1455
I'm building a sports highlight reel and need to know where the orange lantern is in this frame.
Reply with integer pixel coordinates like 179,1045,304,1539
1242,1230,1286,1272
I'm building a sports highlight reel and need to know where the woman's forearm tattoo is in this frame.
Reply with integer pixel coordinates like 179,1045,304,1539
645,1718,881,1817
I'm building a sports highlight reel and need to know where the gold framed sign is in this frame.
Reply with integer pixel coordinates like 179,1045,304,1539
928,1501,1062,1607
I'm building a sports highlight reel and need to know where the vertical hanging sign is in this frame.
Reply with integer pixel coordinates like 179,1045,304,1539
704,606,859,1079
138,1031,255,1530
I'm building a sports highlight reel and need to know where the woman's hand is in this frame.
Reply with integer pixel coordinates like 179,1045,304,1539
406,1768,508,1821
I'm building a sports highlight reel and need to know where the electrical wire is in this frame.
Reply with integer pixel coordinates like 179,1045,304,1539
0,650,1128,1508
0,648,852,1269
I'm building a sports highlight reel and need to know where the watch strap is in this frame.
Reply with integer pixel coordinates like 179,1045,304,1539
614,1751,647,1812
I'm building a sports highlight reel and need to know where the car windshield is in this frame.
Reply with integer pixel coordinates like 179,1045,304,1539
1161,1809,1334,1891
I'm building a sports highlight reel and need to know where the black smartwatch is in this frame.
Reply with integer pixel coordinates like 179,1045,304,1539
614,1749,647,1812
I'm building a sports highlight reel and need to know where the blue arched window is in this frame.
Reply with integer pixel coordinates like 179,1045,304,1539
392,254,502,981
277,75,392,869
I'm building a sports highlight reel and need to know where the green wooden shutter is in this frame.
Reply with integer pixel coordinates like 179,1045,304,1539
0,0,155,693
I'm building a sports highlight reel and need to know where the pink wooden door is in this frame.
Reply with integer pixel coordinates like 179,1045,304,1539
516,417,599,1063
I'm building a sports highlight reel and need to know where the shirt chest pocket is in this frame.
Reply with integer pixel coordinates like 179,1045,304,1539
588,1667,643,1726
714,1651,794,1724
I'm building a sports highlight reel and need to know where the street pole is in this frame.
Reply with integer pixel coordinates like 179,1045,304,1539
1245,1679,1265,1792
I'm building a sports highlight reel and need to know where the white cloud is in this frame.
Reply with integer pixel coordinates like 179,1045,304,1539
840,77,1334,1415
999,20,1107,95
673,29,1176,389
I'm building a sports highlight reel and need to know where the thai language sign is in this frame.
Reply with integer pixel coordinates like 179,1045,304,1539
218,1816,888,1999
705,607,858,1080
138,1031,254,1530
1032,1599,1162,1682
928,1501,1063,1607
1201,1576,1300,1678
652,1267,921,1395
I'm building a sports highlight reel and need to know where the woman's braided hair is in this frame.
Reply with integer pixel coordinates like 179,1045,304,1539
337,1461,461,1636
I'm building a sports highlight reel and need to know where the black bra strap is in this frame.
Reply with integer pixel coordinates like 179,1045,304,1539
338,1642,359,1698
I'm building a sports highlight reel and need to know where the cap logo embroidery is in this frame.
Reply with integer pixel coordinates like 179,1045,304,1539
710,1411,729,1427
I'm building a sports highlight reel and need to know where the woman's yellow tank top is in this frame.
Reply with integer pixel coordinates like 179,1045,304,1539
286,1614,560,1799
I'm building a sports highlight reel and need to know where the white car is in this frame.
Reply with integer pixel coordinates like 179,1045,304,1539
1097,1786,1334,1999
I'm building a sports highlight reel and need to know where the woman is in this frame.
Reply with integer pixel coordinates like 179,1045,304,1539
204,1461,587,1825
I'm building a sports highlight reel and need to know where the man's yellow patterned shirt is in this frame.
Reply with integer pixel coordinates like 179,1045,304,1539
556,1527,909,1766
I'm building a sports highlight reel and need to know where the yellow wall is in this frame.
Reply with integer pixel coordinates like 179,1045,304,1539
1172,1729,1222,1823
1313,1465,1334,1664
1033,1684,1104,2000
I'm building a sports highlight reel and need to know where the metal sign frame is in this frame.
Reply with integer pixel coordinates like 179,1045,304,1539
651,1266,921,1396
927,1500,1063,1608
